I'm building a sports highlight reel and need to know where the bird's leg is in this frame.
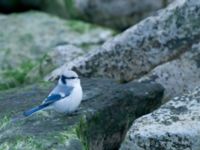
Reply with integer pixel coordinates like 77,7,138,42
67,111,78,116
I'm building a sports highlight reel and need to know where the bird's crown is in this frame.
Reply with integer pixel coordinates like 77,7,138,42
61,70,78,79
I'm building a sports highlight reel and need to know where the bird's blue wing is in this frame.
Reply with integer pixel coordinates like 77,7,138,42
44,84,73,104
44,94,62,104
23,84,73,117
23,103,51,117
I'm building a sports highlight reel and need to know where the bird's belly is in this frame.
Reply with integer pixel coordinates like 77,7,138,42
53,87,82,113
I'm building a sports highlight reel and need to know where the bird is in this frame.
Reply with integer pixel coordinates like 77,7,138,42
23,70,83,117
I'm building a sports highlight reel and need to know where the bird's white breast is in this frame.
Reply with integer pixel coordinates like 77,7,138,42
53,84,83,113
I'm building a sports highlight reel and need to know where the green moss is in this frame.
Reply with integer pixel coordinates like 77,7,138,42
0,129,82,150
0,60,38,91
76,117,89,150
66,20,95,34
75,113,107,150
0,116,10,130
66,19,117,35
0,136,44,150
55,127,79,143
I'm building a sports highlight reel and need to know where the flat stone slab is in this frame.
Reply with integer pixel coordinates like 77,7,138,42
121,86,200,150
0,78,163,150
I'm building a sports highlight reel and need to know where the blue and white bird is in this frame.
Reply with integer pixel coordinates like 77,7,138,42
23,70,83,117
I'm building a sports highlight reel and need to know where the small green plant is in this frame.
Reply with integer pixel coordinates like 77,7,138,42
76,117,89,150
65,0,76,17
66,20,94,34
0,116,10,130
0,136,43,150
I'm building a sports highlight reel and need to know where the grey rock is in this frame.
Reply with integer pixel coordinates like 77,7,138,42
72,0,173,30
120,86,200,150
0,11,114,89
0,79,163,150
50,0,200,82
26,44,85,83
48,45,86,67
0,11,113,69
0,0,173,30
139,43,200,101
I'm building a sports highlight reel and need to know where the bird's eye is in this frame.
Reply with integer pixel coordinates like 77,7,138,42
61,75,78,80
69,77,76,79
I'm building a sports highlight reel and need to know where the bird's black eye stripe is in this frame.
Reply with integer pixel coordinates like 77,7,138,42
61,75,78,80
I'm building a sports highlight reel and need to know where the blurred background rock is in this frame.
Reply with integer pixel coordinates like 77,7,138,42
0,0,175,90
0,0,173,30
0,11,115,90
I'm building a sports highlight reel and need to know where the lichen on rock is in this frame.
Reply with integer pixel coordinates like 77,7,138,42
139,42,200,101
120,86,200,150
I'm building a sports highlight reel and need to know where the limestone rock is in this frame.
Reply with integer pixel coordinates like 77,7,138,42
139,43,200,101
120,86,200,150
0,79,163,150
49,0,200,82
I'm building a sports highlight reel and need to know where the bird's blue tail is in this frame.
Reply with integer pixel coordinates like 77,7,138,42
23,103,51,117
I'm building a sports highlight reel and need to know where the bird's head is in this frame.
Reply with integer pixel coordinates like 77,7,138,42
58,70,80,86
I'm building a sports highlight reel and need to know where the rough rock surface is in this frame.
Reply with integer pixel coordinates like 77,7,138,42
139,43,200,101
48,0,200,82
120,86,200,150
0,79,163,150
0,0,173,30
